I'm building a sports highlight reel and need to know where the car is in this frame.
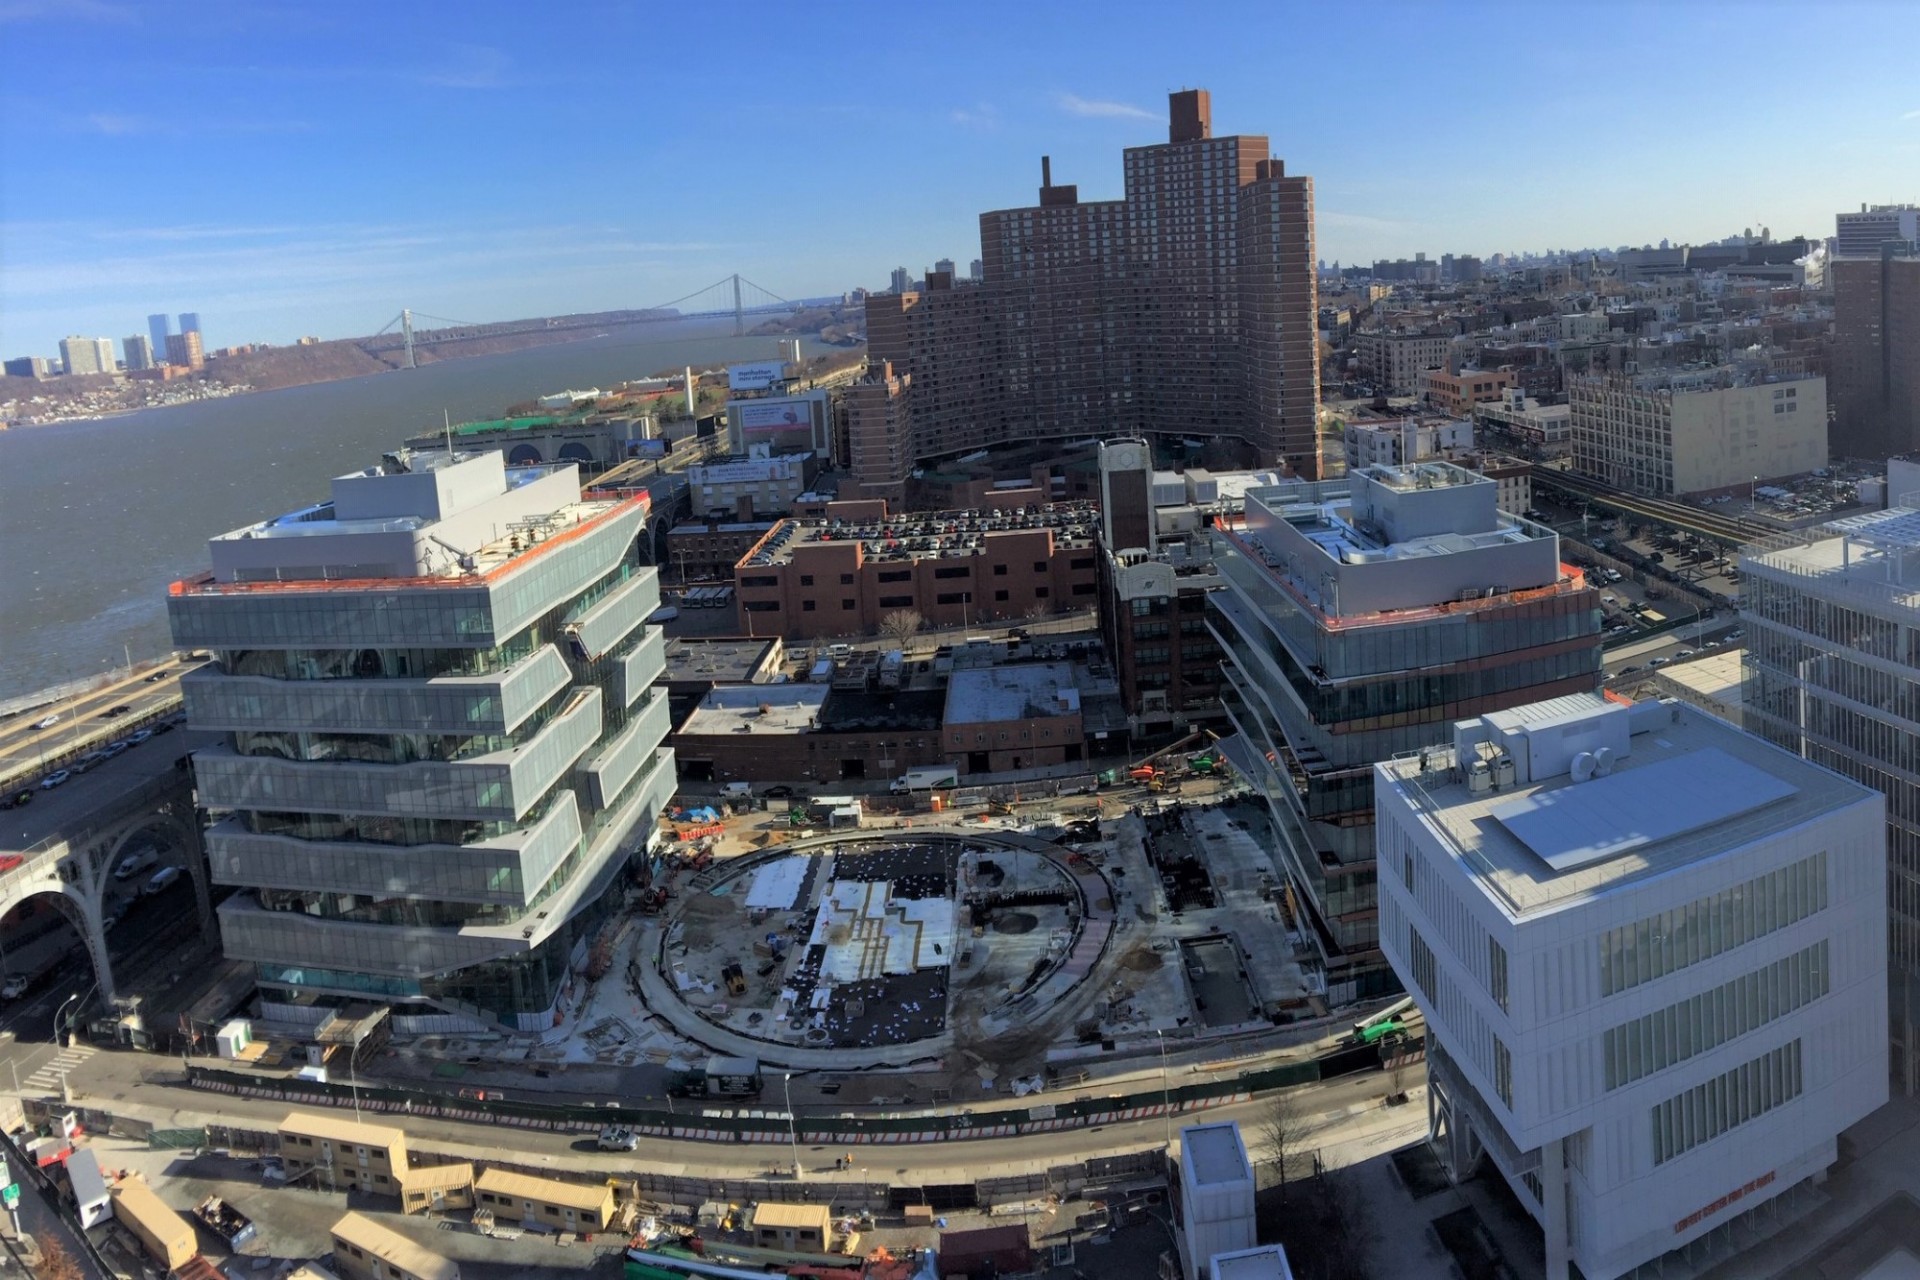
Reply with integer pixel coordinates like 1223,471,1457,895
144,671,169,683
1726,628,1744,640
33,714,59,730
72,751,108,774
128,728,154,744
114,849,158,880
143,866,183,896
150,721,176,736
1676,648,1696,659
1649,656,1671,668
99,704,131,718
39,770,71,790
1617,665,1642,675
596,1125,639,1152
760,784,798,799
102,741,130,758
0,790,31,811
0,974,29,1000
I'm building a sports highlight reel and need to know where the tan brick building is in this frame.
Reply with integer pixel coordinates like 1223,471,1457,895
473,1168,618,1233
330,1213,459,1280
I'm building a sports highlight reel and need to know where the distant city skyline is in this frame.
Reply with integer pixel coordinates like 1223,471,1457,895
2,0,1915,355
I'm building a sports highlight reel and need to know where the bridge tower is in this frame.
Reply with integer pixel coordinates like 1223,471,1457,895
732,274,743,337
402,308,417,369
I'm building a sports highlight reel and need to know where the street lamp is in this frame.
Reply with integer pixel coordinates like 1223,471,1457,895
783,1073,801,1179
56,985,94,1050
1154,1029,1172,1151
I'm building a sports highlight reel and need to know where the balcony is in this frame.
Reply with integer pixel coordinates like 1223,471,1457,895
181,644,571,736
581,690,672,810
193,686,603,821
204,792,584,908
565,573,660,661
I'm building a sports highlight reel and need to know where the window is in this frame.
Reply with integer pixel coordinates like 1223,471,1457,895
994,590,1010,602
1605,941,1827,1089
877,569,911,583
1600,852,1827,996
936,592,970,605
1070,557,1095,570
1035,586,1050,598
1072,583,1096,596
802,600,816,612
1033,561,1047,573
799,575,814,587
842,599,855,610
1492,1036,1513,1108
1651,1040,1802,1164
878,594,913,607
1489,939,1509,1014
993,564,1009,576
840,573,855,585
933,566,970,579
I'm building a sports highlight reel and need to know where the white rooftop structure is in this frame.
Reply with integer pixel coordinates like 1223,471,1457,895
1377,693,1888,1280
1209,1245,1295,1280
1178,1122,1255,1280
945,663,1080,725
680,684,830,736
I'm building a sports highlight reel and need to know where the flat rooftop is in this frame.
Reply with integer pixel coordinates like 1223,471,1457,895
741,501,1100,567
679,684,828,736
660,637,780,687
1743,508,1920,616
1379,696,1871,918
1182,1122,1252,1187
946,663,1080,725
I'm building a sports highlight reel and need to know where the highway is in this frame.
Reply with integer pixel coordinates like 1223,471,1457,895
17,1041,1417,1185
0,654,204,795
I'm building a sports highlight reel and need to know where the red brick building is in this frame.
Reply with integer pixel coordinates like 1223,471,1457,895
733,503,1101,640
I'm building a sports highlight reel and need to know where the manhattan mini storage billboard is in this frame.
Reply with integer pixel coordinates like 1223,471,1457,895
737,397,813,434
727,360,789,392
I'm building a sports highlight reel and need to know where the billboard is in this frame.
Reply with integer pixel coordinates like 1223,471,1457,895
728,360,789,392
738,398,813,434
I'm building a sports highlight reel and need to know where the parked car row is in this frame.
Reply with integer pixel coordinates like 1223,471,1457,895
25,714,184,794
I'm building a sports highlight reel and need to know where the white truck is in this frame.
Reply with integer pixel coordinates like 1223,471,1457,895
890,767,959,794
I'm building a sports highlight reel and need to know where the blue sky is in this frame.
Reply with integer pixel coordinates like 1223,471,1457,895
3,0,1915,356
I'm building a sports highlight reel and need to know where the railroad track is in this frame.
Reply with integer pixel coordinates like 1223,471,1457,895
1529,466,1773,547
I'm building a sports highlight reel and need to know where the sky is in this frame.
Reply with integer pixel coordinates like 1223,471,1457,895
2,0,1916,357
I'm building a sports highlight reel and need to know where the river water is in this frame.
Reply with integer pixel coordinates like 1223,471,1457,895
0,317,835,701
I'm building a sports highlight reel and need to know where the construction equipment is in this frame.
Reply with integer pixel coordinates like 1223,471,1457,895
1126,730,1210,782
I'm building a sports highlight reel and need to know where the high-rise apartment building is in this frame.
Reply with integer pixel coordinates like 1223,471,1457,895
888,267,911,295
866,90,1320,490
1351,330,1451,395
1568,368,1827,498
148,313,171,355
179,311,202,336
1836,204,1919,257
4,356,52,379
1830,245,1920,460
1743,506,1920,1092
123,333,156,372
168,449,676,1029
1210,462,1601,1000
166,330,205,369
1377,693,1886,1279
58,335,115,376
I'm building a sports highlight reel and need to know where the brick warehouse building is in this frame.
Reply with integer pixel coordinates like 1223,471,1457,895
732,502,1102,640
860,89,1319,499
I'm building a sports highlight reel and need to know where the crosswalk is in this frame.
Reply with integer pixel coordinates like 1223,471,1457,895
23,1045,92,1095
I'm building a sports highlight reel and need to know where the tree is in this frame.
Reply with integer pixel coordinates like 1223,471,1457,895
880,609,925,648
1256,1088,1306,1193
37,1239,84,1280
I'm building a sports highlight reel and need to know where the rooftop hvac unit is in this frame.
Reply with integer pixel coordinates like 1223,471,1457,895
1468,760,1493,793
1570,751,1597,782
1593,747,1617,776
1494,754,1517,789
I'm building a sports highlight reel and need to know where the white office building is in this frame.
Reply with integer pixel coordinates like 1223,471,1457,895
59,335,115,376
1568,368,1827,499
1176,1121,1256,1280
1376,693,1886,1280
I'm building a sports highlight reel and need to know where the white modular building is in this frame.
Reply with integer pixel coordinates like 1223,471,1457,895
1176,1121,1256,1280
1375,692,1887,1280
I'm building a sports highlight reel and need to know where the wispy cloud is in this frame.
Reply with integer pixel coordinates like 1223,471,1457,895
79,112,313,138
0,0,134,23
418,43,515,90
1902,107,1920,121
950,103,999,129
1319,210,1418,235
1054,92,1154,121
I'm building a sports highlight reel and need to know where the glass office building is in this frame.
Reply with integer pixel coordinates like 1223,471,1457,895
1209,462,1602,1003
1743,507,1920,1093
169,449,675,1030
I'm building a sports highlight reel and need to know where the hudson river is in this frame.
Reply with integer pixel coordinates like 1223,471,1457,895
0,318,835,702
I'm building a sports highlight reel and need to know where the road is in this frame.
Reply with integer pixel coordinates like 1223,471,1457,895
0,654,204,794
21,1042,1412,1184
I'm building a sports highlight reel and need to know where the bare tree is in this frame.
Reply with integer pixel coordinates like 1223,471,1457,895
1256,1088,1306,1193
880,609,925,648
38,1240,83,1280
